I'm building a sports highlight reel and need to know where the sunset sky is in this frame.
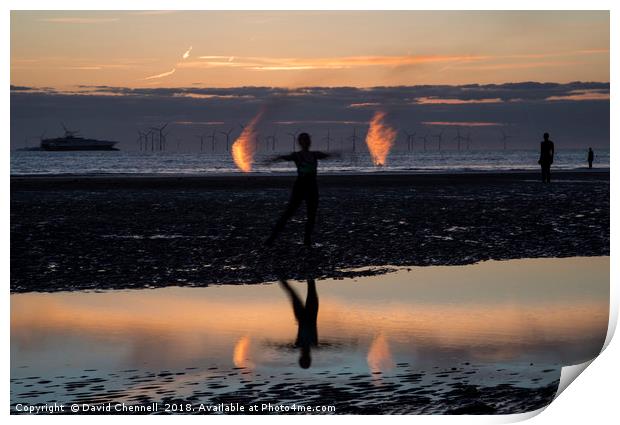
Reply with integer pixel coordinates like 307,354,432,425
11,10,609,89
10,10,610,150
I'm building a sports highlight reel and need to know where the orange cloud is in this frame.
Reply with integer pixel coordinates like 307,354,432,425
451,61,578,71
415,97,503,105
37,17,119,24
422,121,502,127
546,89,610,101
348,102,382,108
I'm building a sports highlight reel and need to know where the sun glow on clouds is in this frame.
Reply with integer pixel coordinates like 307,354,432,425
546,89,610,101
37,17,119,24
185,54,487,71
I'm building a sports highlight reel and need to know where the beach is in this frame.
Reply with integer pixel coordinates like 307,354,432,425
11,170,609,293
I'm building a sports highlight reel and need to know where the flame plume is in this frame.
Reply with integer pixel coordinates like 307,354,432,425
367,333,395,375
233,335,254,369
232,111,264,172
365,111,397,166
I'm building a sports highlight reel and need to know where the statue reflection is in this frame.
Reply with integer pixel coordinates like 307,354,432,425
279,277,319,369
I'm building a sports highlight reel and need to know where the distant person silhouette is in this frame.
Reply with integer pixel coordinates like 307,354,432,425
279,277,319,369
265,133,337,246
538,132,555,183
588,148,594,169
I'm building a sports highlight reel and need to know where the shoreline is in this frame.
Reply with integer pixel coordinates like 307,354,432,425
11,169,610,190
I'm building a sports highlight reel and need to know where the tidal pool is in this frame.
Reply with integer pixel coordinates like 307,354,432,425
11,257,609,414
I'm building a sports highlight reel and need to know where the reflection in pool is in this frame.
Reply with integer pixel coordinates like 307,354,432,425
11,257,608,414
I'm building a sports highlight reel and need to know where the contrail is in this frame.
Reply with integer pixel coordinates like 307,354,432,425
142,47,189,81
144,68,176,80
182,46,193,60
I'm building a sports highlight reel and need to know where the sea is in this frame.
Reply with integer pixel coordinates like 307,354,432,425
10,148,609,175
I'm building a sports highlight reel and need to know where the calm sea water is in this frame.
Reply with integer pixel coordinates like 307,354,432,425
11,257,608,411
10,149,609,175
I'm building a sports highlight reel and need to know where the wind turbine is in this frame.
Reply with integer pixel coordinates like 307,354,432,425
433,130,444,151
207,128,217,152
219,128,234,152
322,129,335,151
287,129,301,151
150,123,169,152
418,134,429,152
454,129,466,151
347,127,360,153
255,132,261,152
500,130,514,150
162,130,170,151
195,134,206,152
144,129,155,152
265,130,278,151
136,131,144,151
465,132,472,150
404,130,416,152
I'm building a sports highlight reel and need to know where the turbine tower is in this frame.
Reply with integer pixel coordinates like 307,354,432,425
418,134,429,152
266,130,278,151
453,129,466,151
465,132,472,150
323,129,334,152
136,131,142,151
255,132,261,153
287,129,301,152
145,129,155,152
500,130,514,150
207,128,217,152
137,130,149,152
219,128,234,152
162,130,170,151
404,130,416,152
433,130,444,151
195,134,206,152
150,122,169,152
347,127,360,153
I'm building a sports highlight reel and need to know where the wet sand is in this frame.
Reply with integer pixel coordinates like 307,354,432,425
11,362,560,414
11,170,609,292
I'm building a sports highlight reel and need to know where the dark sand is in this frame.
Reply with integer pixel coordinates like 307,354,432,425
10,362,560,415
11,170,609,292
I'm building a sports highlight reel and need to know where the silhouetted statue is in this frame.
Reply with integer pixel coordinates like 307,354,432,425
538,132,555,183
588,147,594,169
265,133,338,246
279,277,319,369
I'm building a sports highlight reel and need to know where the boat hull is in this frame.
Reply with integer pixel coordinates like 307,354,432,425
41,145,119,151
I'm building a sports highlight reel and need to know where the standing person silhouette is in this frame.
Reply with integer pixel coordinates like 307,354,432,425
279,277,319,369
588,147,594,169
538,132,555,183
265,133,337,247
